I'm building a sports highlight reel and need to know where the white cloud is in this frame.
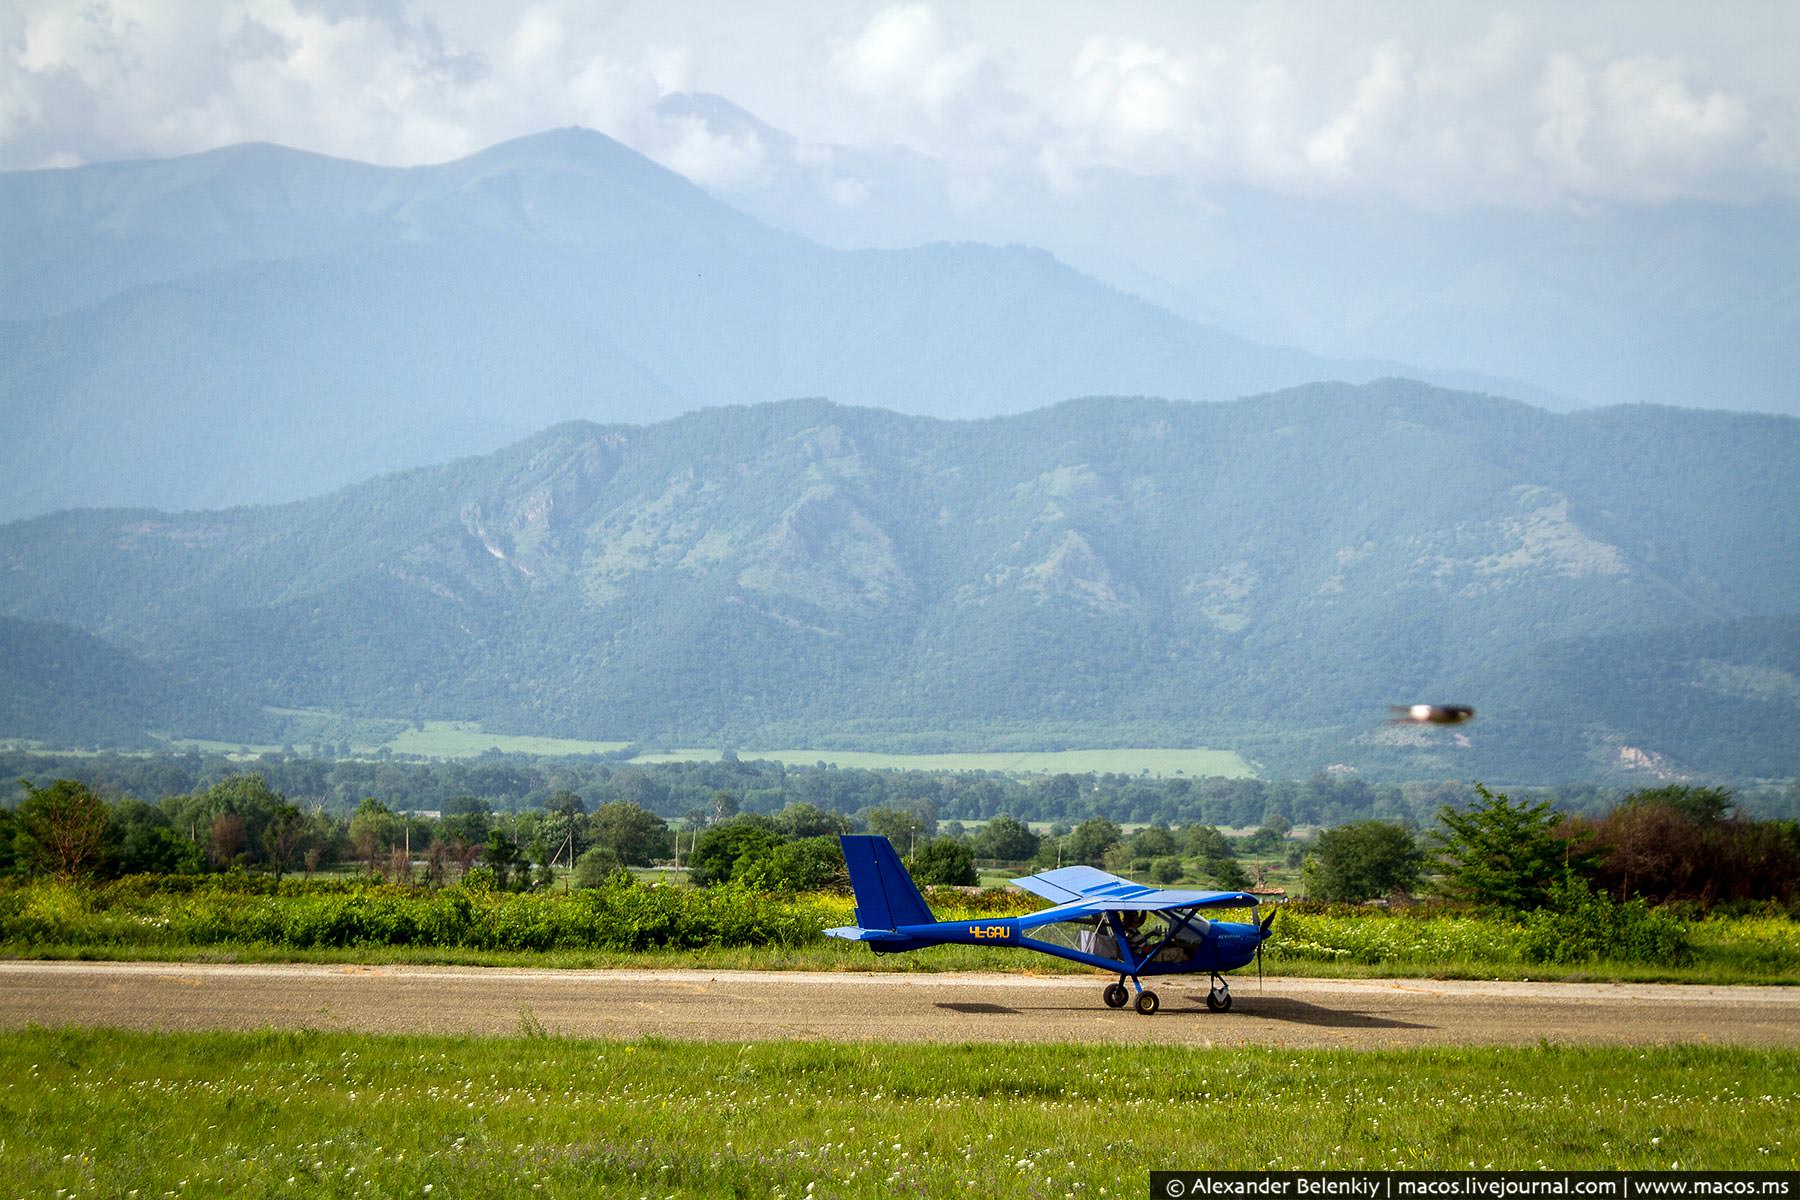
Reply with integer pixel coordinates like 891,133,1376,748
652,113,766,187
0,0,1794,209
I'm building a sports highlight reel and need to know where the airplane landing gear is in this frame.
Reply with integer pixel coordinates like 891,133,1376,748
1134,990,1160,1015
1206,974,1232,1012
1102,982,1129,1008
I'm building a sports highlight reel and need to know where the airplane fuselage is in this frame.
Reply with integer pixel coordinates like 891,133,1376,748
864,916,1265,976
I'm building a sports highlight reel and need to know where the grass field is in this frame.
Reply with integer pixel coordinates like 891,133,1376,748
0,1029,1793,1196
382,721,632,759
11,928,1800,984
5,878,1798,983
627,746,1255,776
16,717,1257,776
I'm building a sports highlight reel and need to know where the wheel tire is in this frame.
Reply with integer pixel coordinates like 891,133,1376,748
1102,984,1129,1009
1206,988,1232,1013
1134,990,1160,1016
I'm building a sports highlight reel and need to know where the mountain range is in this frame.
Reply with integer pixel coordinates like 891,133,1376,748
2,382,1796,783
655,92,1800,419
5,127,1553,523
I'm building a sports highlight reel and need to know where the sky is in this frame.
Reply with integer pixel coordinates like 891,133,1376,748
3,0,1797,212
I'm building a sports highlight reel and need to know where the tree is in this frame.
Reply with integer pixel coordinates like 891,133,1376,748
1183,825,1233,860
1568,788,1799,908
866,806,932,852
1238,825,1284,855
689,820,783,887
1129,825,1178,859
349,798,397,873
443,796,492,845
589,801,672,866
483,828,525,890
1066,818,1121,866
110,799,203,875
539,791,587,868
1306,821,1423,902
764,836,848,891
772,802,850,839
209,813,247,870
260,804,308,877
909,837,976,886
571,845,624,888
1204,856,1250,891
170,775,285,869
0,806,17,876
1433,785,1567,911
708,789,739,824
973,815,1039,862
14,779,114,879
1621,785,1734,824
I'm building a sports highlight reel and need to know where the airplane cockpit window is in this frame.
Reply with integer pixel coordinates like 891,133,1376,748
1034,910,1219,965
1035,916,1126,963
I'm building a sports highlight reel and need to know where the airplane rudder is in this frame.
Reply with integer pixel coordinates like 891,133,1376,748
839,835,934,930
870,835,935,927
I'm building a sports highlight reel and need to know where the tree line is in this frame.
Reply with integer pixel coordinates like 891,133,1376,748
11,761,1792,927
8,748,1798,833
1304,784,1800,913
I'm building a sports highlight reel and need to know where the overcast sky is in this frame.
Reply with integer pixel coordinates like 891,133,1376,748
3,0,1797,210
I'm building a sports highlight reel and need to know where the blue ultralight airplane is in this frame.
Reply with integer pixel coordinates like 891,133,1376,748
826,835,1277,1016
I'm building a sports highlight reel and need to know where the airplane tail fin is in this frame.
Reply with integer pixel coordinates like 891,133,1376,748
839,835,935,931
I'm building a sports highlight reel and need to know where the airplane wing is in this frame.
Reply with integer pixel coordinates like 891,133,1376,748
1011,865,1257,912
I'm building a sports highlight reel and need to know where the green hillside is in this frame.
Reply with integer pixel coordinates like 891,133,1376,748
1,383,1795,781
0,617,273,748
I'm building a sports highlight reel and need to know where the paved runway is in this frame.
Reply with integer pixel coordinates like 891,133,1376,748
3,961,1797,1047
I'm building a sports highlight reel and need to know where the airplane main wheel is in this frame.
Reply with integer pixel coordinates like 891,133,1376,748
1206,988,1232,1013
1102,983,1129,1008
1134,990,1160,1016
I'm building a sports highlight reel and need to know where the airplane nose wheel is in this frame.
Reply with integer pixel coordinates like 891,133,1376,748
1102,982,1129,1008
1134,990,1160,1016
1206,976,1232,1012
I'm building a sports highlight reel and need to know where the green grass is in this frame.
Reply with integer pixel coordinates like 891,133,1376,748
9,939,1798,984
5,878,1799,983
383,721,631,758
628,746,1254,776
0,1029,1793,1196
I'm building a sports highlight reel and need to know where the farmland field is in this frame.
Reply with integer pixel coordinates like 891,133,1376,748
381,721,632,759
626,745,1255,776
0,1029,1794,1196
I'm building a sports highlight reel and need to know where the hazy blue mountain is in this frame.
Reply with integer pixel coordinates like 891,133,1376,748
3,128,1436,521
2,382,1795,782
658,92,1800,418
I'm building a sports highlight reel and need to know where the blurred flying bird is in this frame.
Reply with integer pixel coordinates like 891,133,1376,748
1391,704,1475,725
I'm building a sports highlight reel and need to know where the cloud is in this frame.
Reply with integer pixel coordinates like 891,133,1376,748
1025,7,1798,207
0,0,657,168
651,113,766,187
0,0,1794,210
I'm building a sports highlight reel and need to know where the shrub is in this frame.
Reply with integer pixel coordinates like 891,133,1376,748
908,838,976,886
571,846,624,889
1520,874,1691,966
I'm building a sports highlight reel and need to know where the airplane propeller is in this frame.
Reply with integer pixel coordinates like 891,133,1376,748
1256,908,1277,989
